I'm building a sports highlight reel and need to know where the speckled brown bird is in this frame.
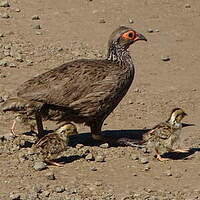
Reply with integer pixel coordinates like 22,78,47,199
143,108,190,161
2,26,147,143
33,123,78,166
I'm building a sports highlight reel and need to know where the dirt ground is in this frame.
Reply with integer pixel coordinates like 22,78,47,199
0,0,200,199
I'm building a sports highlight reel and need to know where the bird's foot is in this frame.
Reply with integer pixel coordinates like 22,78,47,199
116,138,145,148
46,160,64,167
156,154,169,162
173,148,190,153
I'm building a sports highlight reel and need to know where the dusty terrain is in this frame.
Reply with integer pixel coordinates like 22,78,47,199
0,0,200,199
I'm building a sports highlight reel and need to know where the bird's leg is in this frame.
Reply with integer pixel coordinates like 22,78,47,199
173,148,190,153
35,112,44,139
46,160,64,167
155,149,169,161
91,121,104,141
10,119,17,136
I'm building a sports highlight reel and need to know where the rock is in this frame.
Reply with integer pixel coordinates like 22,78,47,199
139,157,149,164
1,12,10,19
35,31,42,35
128,18,134,24
99,18,106,23
55,186,65,193
15,54,23,62
32,24,41,29
0,32,4,37
32,15,40,20
15,8,21,12
147,28,154,33
85,153,94,161
161,56,170,61
99,143,109,148
9,63,16,68
45,171,55,180
131,154,139,160
76,143,84,149
10,193,20,200
33,161,47,171
185,4,191,8
165,170,172,176
42,190,50,197
95,155,105,162
0,0,10,7
90,167,97,171
26,60,33,66
0,60,8,67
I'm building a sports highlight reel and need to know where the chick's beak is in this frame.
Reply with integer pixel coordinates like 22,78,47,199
134,32,147,42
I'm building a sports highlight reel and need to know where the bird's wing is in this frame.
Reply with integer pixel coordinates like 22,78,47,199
17,59,120,109
145,122,172,141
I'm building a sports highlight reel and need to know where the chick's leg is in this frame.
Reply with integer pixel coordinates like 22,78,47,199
46,160,64,167
155,149,169,161
173,148,190,153
10,119,17,136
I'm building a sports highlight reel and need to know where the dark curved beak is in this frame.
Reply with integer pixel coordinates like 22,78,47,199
134,32,147,42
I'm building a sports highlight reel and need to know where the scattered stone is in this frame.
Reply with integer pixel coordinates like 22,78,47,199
185,4,191,8
26,60,33,66
139,157,149,164
155,29,159,32
1,12,10,19
99,18,106,23
0,32,4,37
0,0,10,7
42,190,50,197
33,185,42,194
95,155,105,162
90,167,97,171
35,31,42,35
10,193,20,200
131,154,139,160
141,147,149,153
32,15,40,20
161,55,170,61
85,153,94,161
9,63,16,68
55,186,65,193
99,143,109,148
134,88,141,93
128,100,133,104
45,171,55,180
128,18,134,24
33,161,47,171
15,8,21,12
147,28,154,33
76,143,84,149
15,54,23,62
144,164,151,171
165,170,172,176
0,60,8,67
3,50,10,56
32,24,41,29
132,173,137,176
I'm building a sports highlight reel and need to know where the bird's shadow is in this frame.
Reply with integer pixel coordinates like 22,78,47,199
54,155,82,164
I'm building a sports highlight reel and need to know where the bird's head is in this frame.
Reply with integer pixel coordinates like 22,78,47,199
56,123,78,137
108,26,147,51
168,108,187,124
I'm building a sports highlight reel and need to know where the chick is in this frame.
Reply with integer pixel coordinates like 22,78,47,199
143,108,189,161
33,123,78,166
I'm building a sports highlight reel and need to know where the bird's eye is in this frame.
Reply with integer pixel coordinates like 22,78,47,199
128,32,133,38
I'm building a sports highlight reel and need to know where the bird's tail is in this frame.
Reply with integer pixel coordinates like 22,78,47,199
1,97,34,112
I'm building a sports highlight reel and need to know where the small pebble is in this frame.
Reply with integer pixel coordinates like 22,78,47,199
32,15,40,20
55,186,65,193
33,161,47,171
95,155,105,162
128,18,134,24
45,171,55,180
32,24,41,29
85,153,94,161
90,167,97,171
9,63,16,68
15,8,21,12
165,170,172,176
76,143,84,149
99,143,109,148
155,29,159,32
0,0,10,7
147,29,154,33
42,190,50,197
99,18,106,23
139,157,149,164
161,56,170,61
0,32,4,37
185,4,191,8
131,154,139,160
35,31,42,35
1,13,10,19
10,193,20,200
0,61,8,67
15,54,23,62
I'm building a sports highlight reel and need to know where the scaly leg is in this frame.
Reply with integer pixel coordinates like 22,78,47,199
156,149,169,161
46,160,64,167
10,119,17,136
35,112,44,139
173,148,190,153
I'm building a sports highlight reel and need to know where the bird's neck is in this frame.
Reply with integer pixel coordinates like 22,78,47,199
106,46,133,68
167,118,182,129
